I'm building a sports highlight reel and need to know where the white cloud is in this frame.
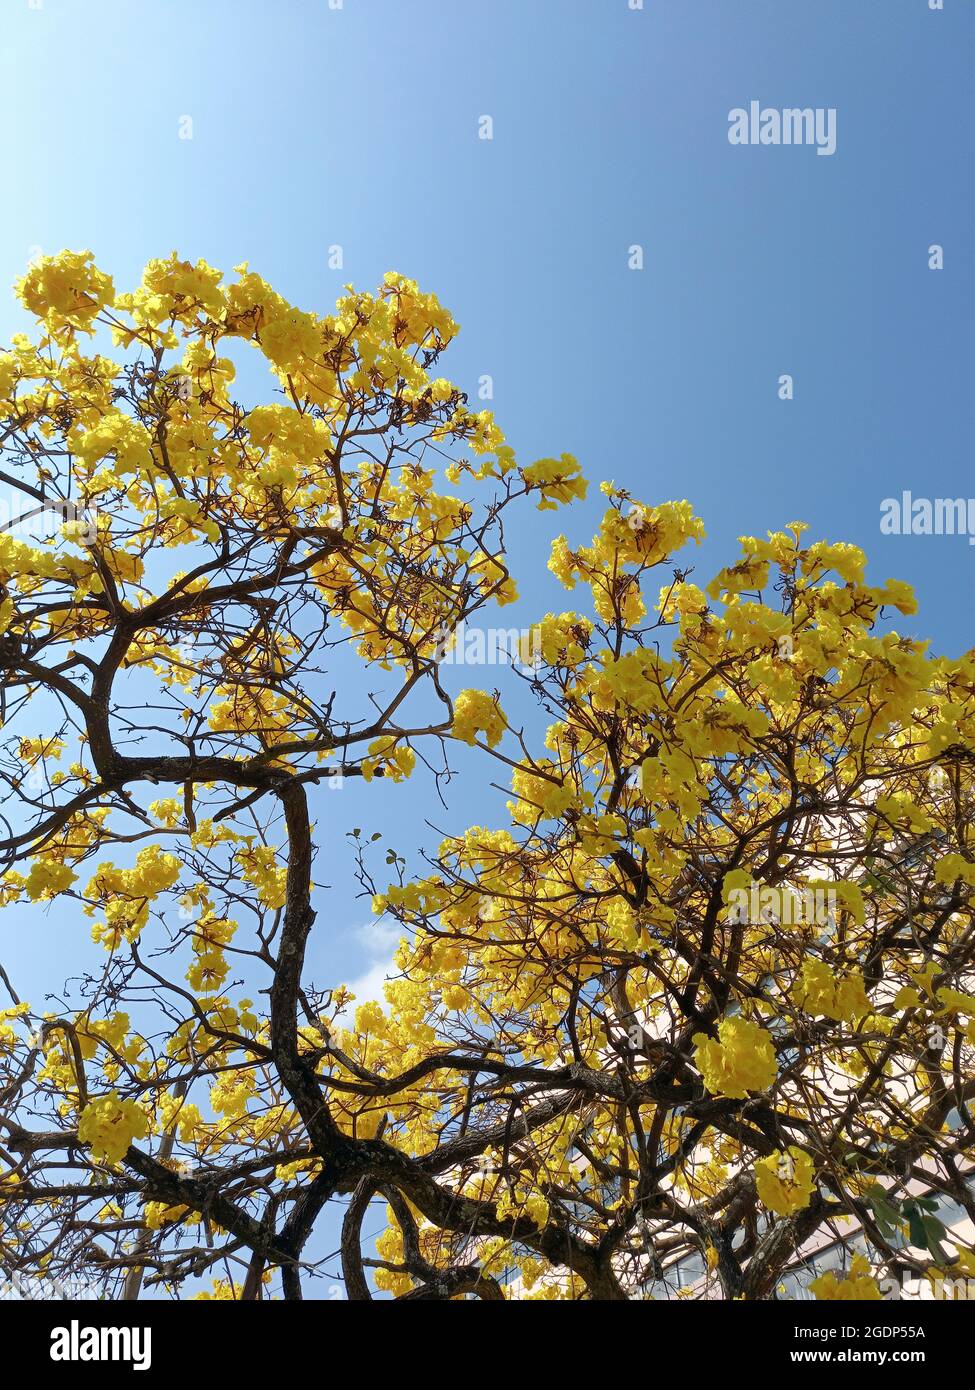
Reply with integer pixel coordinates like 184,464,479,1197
337,920,402,1020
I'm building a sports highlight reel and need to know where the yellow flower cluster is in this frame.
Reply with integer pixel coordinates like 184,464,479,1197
508,762,576,825
452,689,507,748
796,958,871,1023
590,649,667,715
120,252,225,328
194,1277,271,1300
754,1146,817,1216
17,249,114,337
23,859,77,902
934,853,975,887
186,916,237,995
77,1092,149,1165
496,1186,551,1228
693,1017,778,1099
548,501,704,626
87,846,181,948
809,1254,882,1301
236,846,287,910
521,454,588,511
144,1200,190,1231
362,738,416,783
18,736,66,764
0,1002,30,1050
519,612,591,668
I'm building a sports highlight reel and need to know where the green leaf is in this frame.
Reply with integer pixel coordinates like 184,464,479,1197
866,1188,902,1238
906,1206,928,1250
921,1213,951,1263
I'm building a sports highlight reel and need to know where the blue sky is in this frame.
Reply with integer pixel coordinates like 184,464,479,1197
1,0,972,1291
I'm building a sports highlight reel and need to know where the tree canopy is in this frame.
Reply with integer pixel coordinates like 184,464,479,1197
1,252,974,1301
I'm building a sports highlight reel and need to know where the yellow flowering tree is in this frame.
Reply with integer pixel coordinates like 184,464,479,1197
363,500,975,1301
1,251,974,1302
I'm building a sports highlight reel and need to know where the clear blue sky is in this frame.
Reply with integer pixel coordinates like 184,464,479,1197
1,0,972,1290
